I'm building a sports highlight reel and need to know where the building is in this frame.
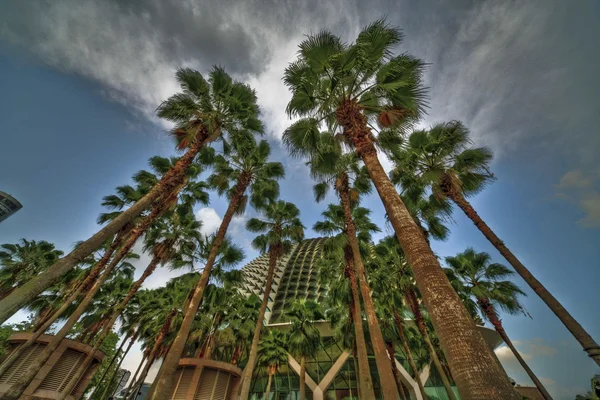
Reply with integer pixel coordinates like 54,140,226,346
113,368,132,397
239,238,503,400
0,191,22,223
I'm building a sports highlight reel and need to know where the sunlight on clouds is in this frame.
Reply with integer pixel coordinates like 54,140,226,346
554,169,600,228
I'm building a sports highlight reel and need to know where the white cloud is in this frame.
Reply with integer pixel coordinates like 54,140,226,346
195,207,223,236
554,170,600,228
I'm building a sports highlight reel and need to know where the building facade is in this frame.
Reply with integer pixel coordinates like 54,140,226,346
240,238,502,400
0,191,22,223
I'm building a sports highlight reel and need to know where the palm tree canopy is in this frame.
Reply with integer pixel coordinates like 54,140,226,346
208,136,284,214
445,248,528,320
246,200,305,254
390,120,495,199
156,67,264,150
0,239,64,296
257,329,288,372
313,204,380,253
283,19,427,155
285,300,324,359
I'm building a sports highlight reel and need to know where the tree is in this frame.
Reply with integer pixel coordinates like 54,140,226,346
371,236,457,400
58,208,206,399
445,248,553,400
0,66,262,324
285,300,323,400
257,330,289,400
282,19,516,398
392,120,600,366
148,136,283,400
313,203,382,399
239,200,304,399
0,239,63,300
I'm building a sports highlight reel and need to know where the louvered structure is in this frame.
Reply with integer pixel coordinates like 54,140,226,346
166,358,242,400
240,237,327,323
0,333,104,400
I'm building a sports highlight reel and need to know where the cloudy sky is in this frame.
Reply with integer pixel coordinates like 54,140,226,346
1,0,599,398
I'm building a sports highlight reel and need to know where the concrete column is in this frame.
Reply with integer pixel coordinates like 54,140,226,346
313,351,350,400
394,359,423,400
286,353,318,394
419,365,430,387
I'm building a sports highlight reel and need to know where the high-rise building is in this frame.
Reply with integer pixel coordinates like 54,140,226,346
240,238,503,400
0,191,22,223
114,369,132,397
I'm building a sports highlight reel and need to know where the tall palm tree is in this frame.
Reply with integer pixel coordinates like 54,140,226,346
239,200,304,399
57,209,205,399
445,248,553,400
148,137,283,400
257,330,289,400
372,236,457,400
313,203,384,398
0,66,262,324
285,300,323,400
225,293,262,366
392,121,600,366
0,239,63,300
282,19,516,398
0,184,194,400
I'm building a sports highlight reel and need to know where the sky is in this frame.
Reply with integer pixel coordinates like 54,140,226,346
0,0,599,398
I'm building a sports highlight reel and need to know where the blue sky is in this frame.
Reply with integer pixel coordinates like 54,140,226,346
1,0,599,398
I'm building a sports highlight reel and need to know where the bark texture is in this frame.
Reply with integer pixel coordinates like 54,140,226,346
344,245,376,400
443,178,600,366
265,373,273,400
337,99,519,399
338,178,398,400
0,130,208,323
386,341,408,400
299,356,306,400
147,175,250,400
57,257,162,399
239,245,281,399
479,299,553,400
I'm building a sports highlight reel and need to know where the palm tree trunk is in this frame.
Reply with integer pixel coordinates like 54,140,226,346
338,178,398,400
1,197,172,400
406,290,457,400
443,183,600,366
0,130,209,324
343,245,376,399
299,355,306,400
123,354,148,400
0,260,120,400
479,299,553,400
128,312,174,400
385,341,407,400
90,330,131,395
231,344,243,365
57,257,163,399
97,332,137,400
393,310,427,399
336,102,519,399
239,246,280,399
147,175,251,400
265,373,273,400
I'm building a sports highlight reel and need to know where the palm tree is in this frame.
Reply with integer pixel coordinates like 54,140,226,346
226,293,262,366
0,239,63,300
239,200,304,399
445,248,553,399
392,121,600,366
148,137,283,400
313,203,383,398
285,300,323,400
257,330,289,400
372,236,457,400
0,66,262,324
282,19,516,398
57,209,205,399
